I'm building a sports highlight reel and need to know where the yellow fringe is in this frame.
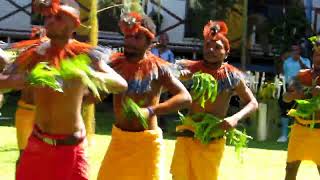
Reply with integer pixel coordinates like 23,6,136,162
288,109,320,124
295,116,320,125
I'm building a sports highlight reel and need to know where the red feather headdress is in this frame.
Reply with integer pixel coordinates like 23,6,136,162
203,20,230,52
119,12,155,40
32,0,60,16
32,0,80,27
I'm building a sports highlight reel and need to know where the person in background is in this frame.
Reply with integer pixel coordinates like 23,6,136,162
277,44,311,143
151,32,175,64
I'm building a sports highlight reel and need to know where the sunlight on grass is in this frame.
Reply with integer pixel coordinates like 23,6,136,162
0,126,319,180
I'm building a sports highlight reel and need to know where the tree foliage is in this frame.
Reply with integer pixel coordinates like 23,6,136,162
269,2,309,54
185,0,238,39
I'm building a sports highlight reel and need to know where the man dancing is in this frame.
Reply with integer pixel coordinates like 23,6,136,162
97,12,191,180
283,37,320,180
7,1,128,179
170,21,258,180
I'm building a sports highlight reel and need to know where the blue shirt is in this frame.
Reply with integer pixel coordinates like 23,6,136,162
151,48,175,63
283,56,311,84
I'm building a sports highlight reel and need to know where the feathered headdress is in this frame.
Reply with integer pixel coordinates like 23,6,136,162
203,20,230,52
32,0,80,27
32,0,60,16
119,12,155,40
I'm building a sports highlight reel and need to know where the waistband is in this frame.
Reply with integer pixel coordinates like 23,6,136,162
32,125,85,146
175,125,224,141
295,121,320,129
174,129,224,141
295,116,320,129
18,100,35,111
112,125,163,141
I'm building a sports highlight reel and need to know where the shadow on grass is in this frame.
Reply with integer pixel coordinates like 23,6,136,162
247,140,288,151
0,93,19,127
94,104,114,136
0,147,18,152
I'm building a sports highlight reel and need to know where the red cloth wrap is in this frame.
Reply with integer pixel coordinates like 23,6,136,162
16,127,88,180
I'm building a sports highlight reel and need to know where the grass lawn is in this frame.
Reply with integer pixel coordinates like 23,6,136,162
0,95,319,180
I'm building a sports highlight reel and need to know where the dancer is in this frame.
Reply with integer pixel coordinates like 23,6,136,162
283,36,320,180
170,21,258,180
11,1,127,179
97,12,191,180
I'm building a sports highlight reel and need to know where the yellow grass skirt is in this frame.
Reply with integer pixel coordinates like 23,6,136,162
98,125,164,180
287,120,320,165
171,125,225,180
15,100,35,150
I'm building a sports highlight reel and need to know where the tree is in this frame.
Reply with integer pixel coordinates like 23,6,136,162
269,2,309,54
185,0,238,39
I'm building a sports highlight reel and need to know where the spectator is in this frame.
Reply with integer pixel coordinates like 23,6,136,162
283,45,311,84
151,33,175,63
277,44,311,142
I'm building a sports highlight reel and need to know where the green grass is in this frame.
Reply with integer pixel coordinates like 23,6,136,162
1,126,319,180
0,95,319,180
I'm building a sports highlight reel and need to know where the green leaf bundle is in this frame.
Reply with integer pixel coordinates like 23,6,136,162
27,54,111,99
191,72,218,108
122,98,148,129
59,55,101,99
179,112,252,160
288,95,320,119
226,129,252,161
28,62,62,92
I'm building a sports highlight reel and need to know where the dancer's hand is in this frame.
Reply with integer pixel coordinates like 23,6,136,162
140,107,155,119
220,117,238,131
140,108,150,119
